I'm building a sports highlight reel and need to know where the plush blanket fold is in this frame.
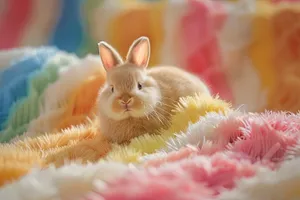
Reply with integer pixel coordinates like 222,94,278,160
2,0,300,197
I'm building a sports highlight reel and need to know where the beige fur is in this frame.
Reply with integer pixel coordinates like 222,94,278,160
97,36,210,144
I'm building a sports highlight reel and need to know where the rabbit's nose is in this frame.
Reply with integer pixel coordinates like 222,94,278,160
118,98,133,106
118,94,133,105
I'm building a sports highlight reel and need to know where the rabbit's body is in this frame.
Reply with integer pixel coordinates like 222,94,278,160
97,37,210,144
148,66,210,101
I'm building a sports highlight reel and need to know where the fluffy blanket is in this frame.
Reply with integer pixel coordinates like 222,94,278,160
1,48,300,200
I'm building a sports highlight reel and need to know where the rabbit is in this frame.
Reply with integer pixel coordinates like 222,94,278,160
97,36,210,144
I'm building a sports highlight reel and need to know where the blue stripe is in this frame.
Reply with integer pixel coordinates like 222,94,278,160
49,0,84,53
0,47,57,130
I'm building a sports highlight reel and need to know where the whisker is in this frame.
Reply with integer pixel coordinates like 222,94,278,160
152,106,171,127
155,106,173,116
157,101,176,109
152,108,164,125
142,102,174,129
149,105,167,126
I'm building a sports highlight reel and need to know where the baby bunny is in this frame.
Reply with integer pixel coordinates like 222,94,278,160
97,36,210,144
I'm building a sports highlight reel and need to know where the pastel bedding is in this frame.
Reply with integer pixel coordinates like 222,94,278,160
1,0,300,200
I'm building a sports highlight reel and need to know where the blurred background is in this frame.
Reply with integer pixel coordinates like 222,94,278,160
1,0,299,114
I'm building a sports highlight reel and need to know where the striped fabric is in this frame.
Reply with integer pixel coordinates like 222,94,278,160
1,0,300,141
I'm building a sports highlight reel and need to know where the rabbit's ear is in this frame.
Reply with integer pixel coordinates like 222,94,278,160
126,36,150,68
98,41,123,70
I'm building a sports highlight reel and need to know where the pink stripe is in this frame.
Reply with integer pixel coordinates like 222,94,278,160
0,0,33,49
180,0,233,102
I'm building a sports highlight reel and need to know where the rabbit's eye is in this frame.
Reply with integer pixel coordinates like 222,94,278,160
111,86,114,93
137,82,142,90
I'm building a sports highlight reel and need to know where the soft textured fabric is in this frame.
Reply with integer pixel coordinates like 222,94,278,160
0,48,35,69
248,1,300,112
2,110,300,200
2,1,300,199
0,47,57,131
180,0,232,102
0,53,78,142
25,55,105,136
2,0,297,113
1,49,300,199
0,94,228,186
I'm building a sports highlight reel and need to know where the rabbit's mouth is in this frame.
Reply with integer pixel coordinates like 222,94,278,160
120,109,135,120
122,108,133,116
